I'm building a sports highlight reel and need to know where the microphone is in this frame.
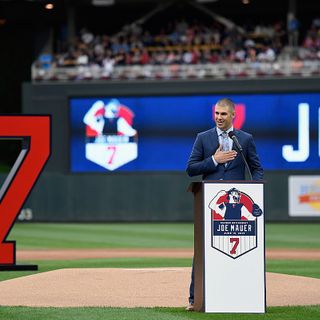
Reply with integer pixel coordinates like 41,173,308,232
228,131,253,180
228,131,243,152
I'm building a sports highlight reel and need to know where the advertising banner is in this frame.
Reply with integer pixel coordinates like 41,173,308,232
289,176,320,217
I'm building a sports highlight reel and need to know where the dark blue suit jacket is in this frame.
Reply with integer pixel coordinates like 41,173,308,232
186,128,264,181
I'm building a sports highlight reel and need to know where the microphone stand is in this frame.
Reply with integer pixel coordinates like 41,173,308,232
230,135,253,181
239,150,253,181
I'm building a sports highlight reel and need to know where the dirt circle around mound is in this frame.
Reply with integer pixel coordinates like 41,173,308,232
1,248,318,308
0,268,320,308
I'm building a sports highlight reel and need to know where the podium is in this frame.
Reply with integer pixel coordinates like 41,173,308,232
189,181,266,313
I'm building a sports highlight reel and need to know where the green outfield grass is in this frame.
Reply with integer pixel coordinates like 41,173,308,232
266,223,320,248
11,223,194,249
1,222,319,320
0,306,319,320
8,222,320,250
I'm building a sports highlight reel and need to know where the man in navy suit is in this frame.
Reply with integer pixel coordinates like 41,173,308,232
187,98,263,181
185,98,264,310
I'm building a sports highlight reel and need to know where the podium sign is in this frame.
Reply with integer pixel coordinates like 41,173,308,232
203,181,265,313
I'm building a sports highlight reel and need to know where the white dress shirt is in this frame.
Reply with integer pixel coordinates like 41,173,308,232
212,127,234,166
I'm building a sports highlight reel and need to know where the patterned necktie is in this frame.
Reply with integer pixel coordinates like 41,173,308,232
221,131,230,151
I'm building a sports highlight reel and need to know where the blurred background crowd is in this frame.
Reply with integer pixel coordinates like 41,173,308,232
25,0,320,81
1,0,320,114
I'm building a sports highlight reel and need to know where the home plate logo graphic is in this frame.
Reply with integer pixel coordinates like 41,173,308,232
209,188,263,259
83,99,138,171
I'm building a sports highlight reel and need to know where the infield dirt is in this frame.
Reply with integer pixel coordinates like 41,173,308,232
16,248,320,260
0,248,318,308
0,268,319,307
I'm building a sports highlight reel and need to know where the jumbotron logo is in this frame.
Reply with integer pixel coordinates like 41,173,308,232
83,99,138,171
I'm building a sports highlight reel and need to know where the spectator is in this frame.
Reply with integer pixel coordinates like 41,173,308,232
288,13,300,47
102,53,115,76
80,28,94,45
291,56,303,71
234,48,246,63
140,49,150,65
183,51,193,64
38,53,53,70
76,50,89,65
257,45,276,62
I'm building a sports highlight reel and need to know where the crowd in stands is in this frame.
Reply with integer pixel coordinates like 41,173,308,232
300,18,320,59
34,16,320,80
38,19,286,68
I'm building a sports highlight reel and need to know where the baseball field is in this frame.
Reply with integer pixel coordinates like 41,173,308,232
0,222,319,320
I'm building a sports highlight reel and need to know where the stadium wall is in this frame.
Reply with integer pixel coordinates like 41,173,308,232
21,78,320,222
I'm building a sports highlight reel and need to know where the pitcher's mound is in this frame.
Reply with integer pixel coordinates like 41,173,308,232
0,268,319,307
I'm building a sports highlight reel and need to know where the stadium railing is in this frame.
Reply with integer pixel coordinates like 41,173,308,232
31,59,320,82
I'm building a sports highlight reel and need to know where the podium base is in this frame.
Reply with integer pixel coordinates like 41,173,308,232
0,264,38,271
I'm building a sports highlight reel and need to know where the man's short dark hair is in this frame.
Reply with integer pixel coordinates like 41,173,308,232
216,98,235,112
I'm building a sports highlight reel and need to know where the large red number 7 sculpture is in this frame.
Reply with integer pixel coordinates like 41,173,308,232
0,115,51,270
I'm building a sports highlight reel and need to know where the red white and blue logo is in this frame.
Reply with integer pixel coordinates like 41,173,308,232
83,99,138,171
209,188,263,259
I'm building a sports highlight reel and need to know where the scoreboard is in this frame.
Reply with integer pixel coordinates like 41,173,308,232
69,93,320,172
